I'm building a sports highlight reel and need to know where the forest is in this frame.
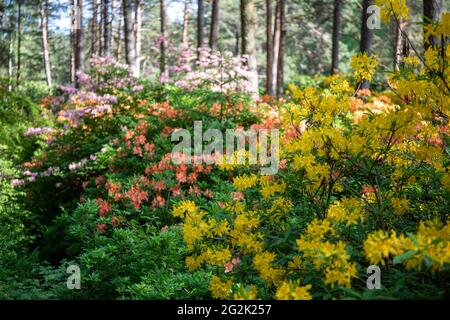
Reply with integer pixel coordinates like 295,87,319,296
0,0,449,301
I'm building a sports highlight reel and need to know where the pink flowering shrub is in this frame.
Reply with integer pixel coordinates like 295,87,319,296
150,39,252,94
11,57,143,191
169,47,252,93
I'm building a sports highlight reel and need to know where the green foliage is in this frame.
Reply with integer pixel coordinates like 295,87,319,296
0,87,50,162
0,258,76,300
0,159,30,263
65,201,211,299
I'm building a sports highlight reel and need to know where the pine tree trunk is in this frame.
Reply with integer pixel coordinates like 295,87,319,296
135,0,141,77
182,0,189,46
234,28,240,56
160,0,166,77
272,1,280,95
2,0,9,88
102,0,111,55
266,0,274,96
402,29,410,60
115,0,123,60
393,18,404,71
75,0,85,85
209,0,220,51
16,0,22,87
110,0,115,56
40,0,52,87
423,0,443,51
0,1,4,26
359,0,374,89
360,0,374,55
70,0,76,83
240,0,259,97
91,0,99,57
197,0,204,55
123,0,137,76
8,30,13,91
331,0,342,75
276,0,285,98
109,0,113,53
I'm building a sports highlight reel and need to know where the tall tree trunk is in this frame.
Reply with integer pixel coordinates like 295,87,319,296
393,18,404,71
40,0,52,87
110,0,114,50
360,0,374,55
16,0,22,87
8,31,13,91
102,0,111,55
0,1,4,24
110,0,116,56
160,0,166,77
331,0,342,75
115,0,123,60
70,0,76,83
122,0,137,76
135,0,141,76
272,1,280,95
197,0,204,55
402,28,410,60
182,0,189,46
209,0,220,51
75,0,84,86
265,0,274,96
2,0,10,89
91,0,99,57
240,0,259,97
234,27,240,56
359,0,374,89
276,0,285,98
423,0,443,51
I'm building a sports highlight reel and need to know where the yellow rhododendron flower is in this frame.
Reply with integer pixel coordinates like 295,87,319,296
391,197,410,215
210,276,233,299
351,53,379,83
232,174,258,191
275,281,312,300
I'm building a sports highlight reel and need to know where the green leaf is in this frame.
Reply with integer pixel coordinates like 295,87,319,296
406,232,419,246
393,250,417,265
340,287,363,299
423,255,433,268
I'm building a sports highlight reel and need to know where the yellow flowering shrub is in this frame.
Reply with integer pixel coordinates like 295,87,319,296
171,10,450,300
232,174,259,191
376,0,409,21
364,221,450,270
210,275,233,299
351,53,380,83
275,281,312,300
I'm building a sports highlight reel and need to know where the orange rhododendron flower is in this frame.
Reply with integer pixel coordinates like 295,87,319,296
96,198,112,217
133,146,143,157
95,176,104,186
152,180,166,192
111,216,120,227
231,191,244,201
125,185,148,209
171,185,182,197
97,223,106,233
134,135,146,146
152,194,166,209
362,185,375,195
